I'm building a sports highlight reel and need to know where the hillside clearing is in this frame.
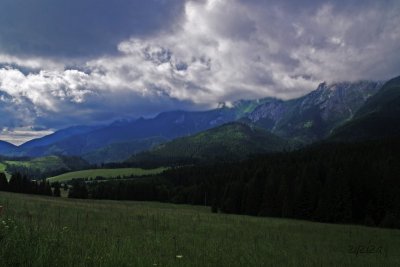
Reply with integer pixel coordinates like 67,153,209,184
0,162,11,180
4,156,68,171
47,167,167,183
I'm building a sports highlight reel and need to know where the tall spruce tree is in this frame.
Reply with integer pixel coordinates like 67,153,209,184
53,182,61,197
0,173,8,191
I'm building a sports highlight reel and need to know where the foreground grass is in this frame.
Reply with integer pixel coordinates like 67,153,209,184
47,167,167,183
0,192,399,267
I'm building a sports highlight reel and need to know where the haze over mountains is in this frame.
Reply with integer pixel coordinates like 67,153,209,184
1,76,399,164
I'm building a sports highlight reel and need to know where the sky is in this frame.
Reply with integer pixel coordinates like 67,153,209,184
0,0,399,145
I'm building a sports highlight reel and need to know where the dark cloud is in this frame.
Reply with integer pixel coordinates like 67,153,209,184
33,91,203,130
239,0,394,11
0,0,184,58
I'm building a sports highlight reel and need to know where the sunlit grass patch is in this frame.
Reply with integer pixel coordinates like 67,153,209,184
47,167,167,183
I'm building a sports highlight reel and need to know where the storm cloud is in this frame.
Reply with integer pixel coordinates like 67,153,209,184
0,0,399,144
0,0,184,58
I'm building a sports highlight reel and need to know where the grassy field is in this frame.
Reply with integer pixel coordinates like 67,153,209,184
0,162,11,180
4,156,69,171
0,192,399,266
47,167,167,183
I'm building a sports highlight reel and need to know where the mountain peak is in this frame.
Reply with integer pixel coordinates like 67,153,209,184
316,81,328,90
217,101,233,109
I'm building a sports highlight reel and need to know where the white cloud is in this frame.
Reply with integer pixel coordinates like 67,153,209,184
0,68,95,111
0,54,64,71
0,127,54,146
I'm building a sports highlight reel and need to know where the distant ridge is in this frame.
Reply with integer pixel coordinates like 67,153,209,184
127,122,288,166
0,140,17,155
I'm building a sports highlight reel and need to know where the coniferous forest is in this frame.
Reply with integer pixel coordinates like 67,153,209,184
2,137,400,229
51,137,400,229
0,172,55,197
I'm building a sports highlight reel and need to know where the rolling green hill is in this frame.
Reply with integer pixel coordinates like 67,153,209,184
47,167,167,183
82,137,168,164
330,76,400,142
1,155,91,179
128,122,289,166
5,156,70,171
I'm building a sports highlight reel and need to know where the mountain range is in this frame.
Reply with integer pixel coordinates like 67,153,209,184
0,99,269,162
244,80,383,143
1,76,398,165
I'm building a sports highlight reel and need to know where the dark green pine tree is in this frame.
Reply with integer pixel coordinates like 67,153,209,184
315,169,352,223
0,173,8,191
277,176,293,218
21,175,32,194
43,180,53,196
294,166,321,220
8,172,23,193
242,169,267,216
53,182,61,197
68,180,88,199
221,180,245,214
259,171,279,217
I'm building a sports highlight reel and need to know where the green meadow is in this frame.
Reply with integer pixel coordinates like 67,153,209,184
4,156,69,173
0,163,10,180
0,192,399,267
47,167,167,183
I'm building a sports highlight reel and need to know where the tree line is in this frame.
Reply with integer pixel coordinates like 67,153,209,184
3,137,400,229
0,172,61,197
66,138,400,229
